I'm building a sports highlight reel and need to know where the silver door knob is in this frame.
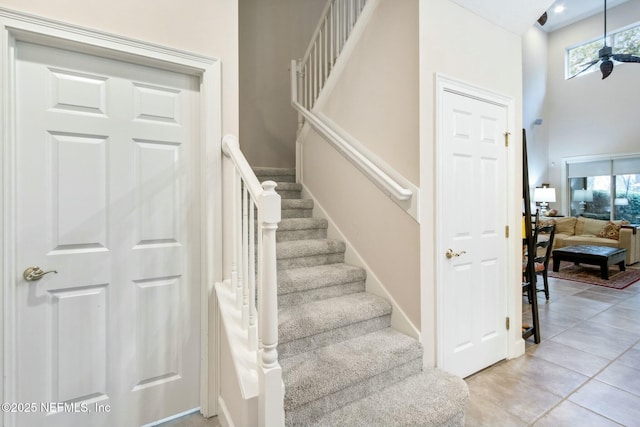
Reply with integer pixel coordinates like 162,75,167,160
23,266,57,281
445,249,467,259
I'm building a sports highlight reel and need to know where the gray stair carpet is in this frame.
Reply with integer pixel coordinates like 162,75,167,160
253,167,468,427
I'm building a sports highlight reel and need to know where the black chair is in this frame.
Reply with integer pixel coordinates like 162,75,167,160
532,223,556,300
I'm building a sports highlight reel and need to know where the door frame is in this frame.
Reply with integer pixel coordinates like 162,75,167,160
433,74,524,371
0,8,222,423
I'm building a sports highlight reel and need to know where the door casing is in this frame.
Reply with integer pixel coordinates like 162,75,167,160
432,74,524,372
0,8,222,424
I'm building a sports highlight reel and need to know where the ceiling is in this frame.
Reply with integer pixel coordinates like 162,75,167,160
449,0,633,35
541,0,631,32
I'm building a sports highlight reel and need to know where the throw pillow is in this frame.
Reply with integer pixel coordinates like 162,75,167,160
597,221,623,240
554,217,577,235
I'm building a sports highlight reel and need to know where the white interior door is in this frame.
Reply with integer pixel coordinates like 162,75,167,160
438,89,508,378
14,41,201,427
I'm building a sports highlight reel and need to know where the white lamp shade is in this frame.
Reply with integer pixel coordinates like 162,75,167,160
533,187,556,203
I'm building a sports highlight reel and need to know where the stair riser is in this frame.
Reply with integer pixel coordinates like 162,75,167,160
277,253,344,270
285,358,423,426
277,228,327,242
255,175,296,183
278,314,390,359
278,282,365,308
281,208,313,219
277,190,302,199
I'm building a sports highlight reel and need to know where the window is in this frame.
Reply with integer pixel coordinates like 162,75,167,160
568,158,640,223
566,23,640,78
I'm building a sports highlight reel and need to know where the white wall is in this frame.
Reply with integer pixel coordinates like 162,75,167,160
545,0,640,208
239,0,326,167
0,0,239,138
420,0,524,366
301,0,421,328
522,26,550,190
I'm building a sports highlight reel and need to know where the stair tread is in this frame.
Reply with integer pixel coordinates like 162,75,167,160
279,264,366,295
277,239,345,260
281,328,422,411
279,292,391,344
279,218,328,231
307,370,469,427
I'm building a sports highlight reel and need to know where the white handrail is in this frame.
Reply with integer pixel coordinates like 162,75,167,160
291,61,413,205
221,135,284,427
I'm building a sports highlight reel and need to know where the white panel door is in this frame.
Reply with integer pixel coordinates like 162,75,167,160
14,41,201,427
439,90,508,378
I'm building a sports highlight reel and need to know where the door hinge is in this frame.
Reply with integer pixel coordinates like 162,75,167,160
505,225,509,238
504,132,510,147
506,317,510,330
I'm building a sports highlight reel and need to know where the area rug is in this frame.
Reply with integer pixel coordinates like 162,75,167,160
548,261,640,289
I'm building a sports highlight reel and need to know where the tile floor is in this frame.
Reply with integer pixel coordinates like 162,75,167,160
465,274,640,426
167,273,640,427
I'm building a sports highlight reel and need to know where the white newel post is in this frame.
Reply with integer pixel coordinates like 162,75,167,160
257,181,284,427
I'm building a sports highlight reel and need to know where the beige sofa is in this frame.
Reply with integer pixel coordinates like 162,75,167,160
539,216,640,265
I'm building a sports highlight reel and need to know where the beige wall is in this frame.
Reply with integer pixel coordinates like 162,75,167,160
0,0,239,137
302,0,422,328
239,0,326,168
545,1,640,208
420,0,524,365
522,26,550,190
321,0,420,185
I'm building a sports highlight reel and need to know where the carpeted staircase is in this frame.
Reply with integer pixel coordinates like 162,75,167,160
254,167,469,427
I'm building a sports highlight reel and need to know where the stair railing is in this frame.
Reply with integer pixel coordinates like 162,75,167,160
221,134,284,427
290,0,418,220
296,0,368,112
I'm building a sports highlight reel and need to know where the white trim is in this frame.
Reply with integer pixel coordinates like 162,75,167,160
217,396,236,427
432,74,523,373
300,184,420,340
0,8,222,424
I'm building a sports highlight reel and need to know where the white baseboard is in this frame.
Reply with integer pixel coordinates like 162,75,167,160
299,183,420,340
217,396,235,427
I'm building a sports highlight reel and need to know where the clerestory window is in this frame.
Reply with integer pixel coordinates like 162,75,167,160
566,23,640,79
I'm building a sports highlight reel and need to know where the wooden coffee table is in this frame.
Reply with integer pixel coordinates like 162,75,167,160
552,245,626,280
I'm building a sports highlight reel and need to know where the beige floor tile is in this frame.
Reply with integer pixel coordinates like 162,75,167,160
545,296,611,321
574,290,628,304
466,367,562,424
464,392,528,427
532,400,622,427
619,292,640,308
569,380,640,427
590,305,640,333
617,346,640,370
550,320,640,359
488,355,588,397
527,341,611,377
596,360,640,396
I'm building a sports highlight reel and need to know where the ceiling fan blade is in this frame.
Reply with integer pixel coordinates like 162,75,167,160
568,58,600,80
601,59,614,79
612,53,640,63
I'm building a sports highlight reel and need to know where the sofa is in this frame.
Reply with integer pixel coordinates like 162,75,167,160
538,216,640,265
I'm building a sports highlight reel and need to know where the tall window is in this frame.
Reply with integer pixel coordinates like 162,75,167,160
568,157,640,223
566,23,640,78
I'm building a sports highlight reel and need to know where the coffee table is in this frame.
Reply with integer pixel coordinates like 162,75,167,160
552,245,626,280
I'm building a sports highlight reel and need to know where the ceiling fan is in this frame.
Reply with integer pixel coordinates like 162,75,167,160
569,0,640,80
